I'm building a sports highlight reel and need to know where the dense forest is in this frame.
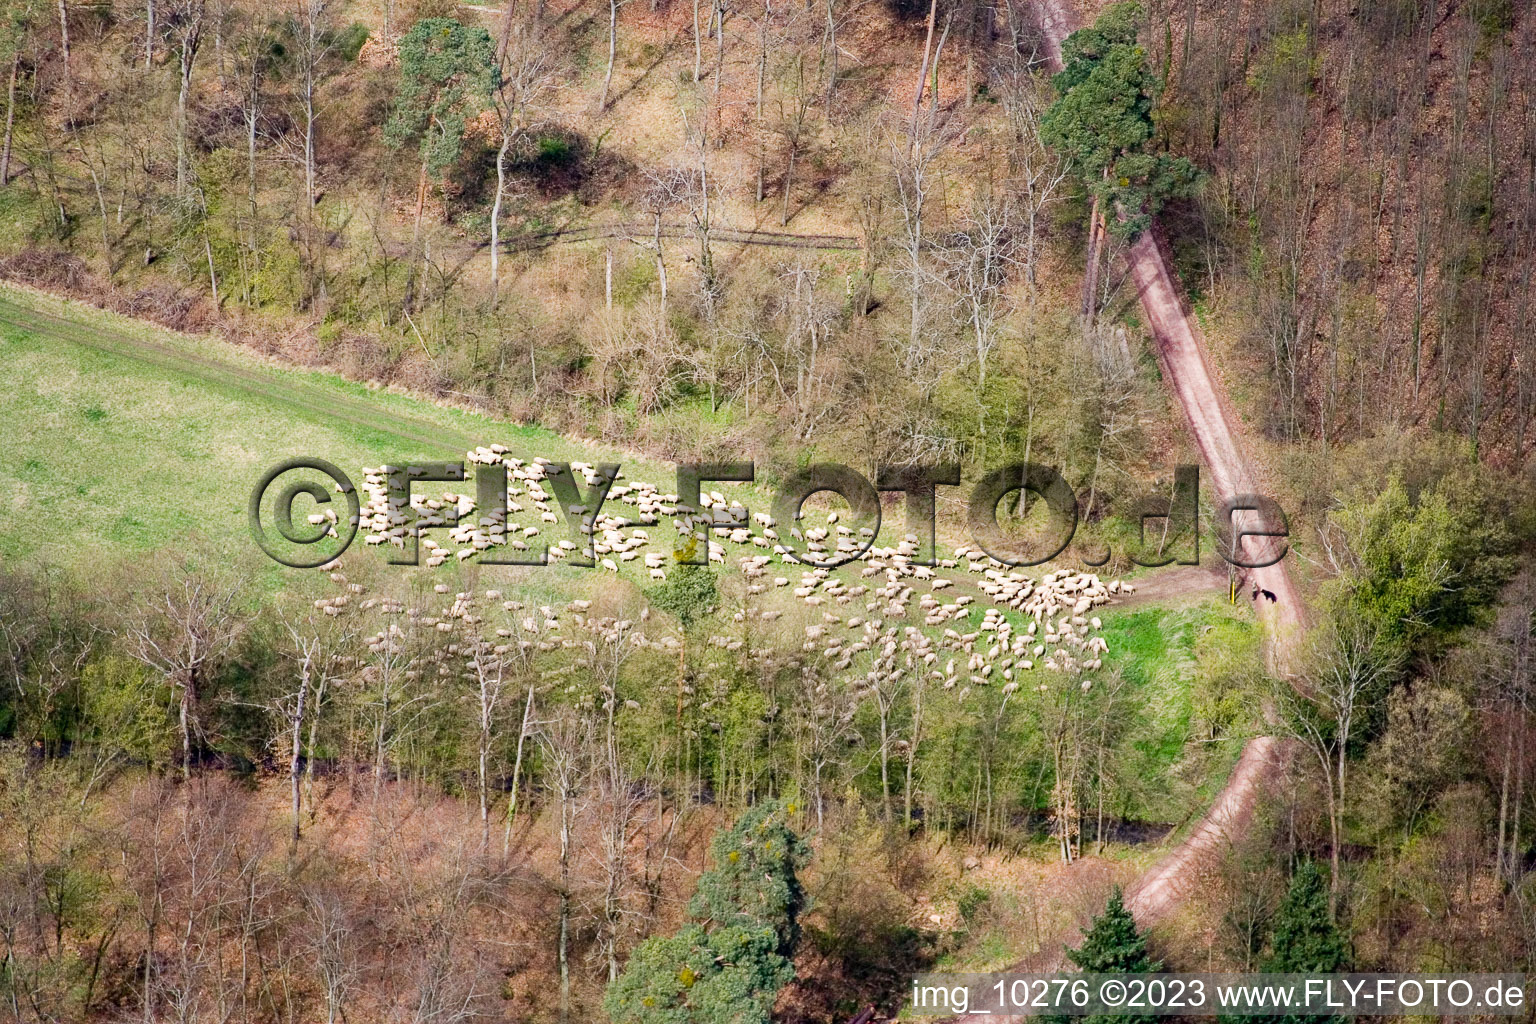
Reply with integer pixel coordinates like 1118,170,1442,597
1,0,1535,1019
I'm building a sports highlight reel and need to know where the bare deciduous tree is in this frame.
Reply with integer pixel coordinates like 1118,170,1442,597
490,11,555,307
167,0,207,201
280,598,355,848
598,0,630,109
1273,617,1397,915
300,884,362,1024
936,193,1021,436
892,107,962,381
121,567,247,780
536,708,591,1024
1490,573,1536,882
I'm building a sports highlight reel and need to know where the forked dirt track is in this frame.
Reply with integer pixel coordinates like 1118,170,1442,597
952,3,1305,1011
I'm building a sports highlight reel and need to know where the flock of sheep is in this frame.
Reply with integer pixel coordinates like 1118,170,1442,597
319,452,1139,698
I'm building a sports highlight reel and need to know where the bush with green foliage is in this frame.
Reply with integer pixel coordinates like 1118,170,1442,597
329,21,370,62
1325,470,1515,655
647,563,719,627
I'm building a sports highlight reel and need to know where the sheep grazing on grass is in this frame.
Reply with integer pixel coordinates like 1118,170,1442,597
348,454,1137,681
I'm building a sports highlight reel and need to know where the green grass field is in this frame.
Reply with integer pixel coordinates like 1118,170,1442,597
1096,599,1257,822
0,284,685,581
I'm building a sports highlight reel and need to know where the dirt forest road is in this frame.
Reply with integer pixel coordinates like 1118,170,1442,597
1117,230,1303,921
951,2,1306,1011
1039,0,1305,930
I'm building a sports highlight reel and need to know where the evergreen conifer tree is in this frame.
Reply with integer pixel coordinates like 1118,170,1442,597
605,801,809,1024
1049,887,1160,1024
1243,861,1349,1024
1040,2,1203,238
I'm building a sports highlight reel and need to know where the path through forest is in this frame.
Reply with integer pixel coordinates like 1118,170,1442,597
951,3,1306,1010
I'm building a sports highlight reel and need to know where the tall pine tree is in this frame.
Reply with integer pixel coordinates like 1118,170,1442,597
1051,887,1160,1024
605,801,810,1024
1264,862,1348,974
1227,861,1350,1024
1040,1,1202,239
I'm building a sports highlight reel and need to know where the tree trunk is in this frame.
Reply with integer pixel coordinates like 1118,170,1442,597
1081,196,1103,317
1326,783,1340,918
204,232,220,306
146,0,154,66
780,143,795,225
712,0,723,92
490,126,511,307
558,889,570,1022
692,0,703,81
373,686,390,799
1095,712,1108,854
695,142,714,296
558,786,572,1024
755,2,766,202
502,687,534,855
1,51,18,186
303,87,316,209
176,35,200,200
212,0,224,87
244,70,259,216
496,0,517,62
878,710,891,820
479,718,491,851
56,0,70,116
653,211,667,306
178,677,194,780
910,0,938,143
904,680,922,829
85,158,113,276
963,0,973,108
1498,710,1514,879
290,663,309,849
600,0,617,108
823,0,837,109
1513,714,1527,886
303,676,326,825
406,158,429,311
142,912,156,1024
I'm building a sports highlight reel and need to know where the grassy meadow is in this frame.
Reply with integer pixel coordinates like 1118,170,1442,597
0,284,678,576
